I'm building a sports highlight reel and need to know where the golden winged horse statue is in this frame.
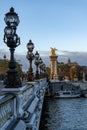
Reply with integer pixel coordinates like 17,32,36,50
50,47,57,55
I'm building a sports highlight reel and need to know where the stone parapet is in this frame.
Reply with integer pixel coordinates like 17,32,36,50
0,78,48,130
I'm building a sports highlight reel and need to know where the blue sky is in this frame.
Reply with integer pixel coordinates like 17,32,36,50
0,0,87,55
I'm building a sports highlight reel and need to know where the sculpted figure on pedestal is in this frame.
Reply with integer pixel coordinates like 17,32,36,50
51,47,57,55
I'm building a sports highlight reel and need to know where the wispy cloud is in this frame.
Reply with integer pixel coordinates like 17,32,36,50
0,49,87,72
37,50,50,56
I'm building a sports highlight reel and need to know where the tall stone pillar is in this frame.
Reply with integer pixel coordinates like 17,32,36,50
50,48,58,80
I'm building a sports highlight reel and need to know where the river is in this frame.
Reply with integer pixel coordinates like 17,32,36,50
40,97,87,130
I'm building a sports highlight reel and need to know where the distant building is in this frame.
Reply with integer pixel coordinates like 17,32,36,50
67,58,78,66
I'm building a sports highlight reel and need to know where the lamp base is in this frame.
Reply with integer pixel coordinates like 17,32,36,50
4,69,22,88
35,73,39,80
27,71,34,82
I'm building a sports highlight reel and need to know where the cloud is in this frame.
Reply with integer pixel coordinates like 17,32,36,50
0,49,87,72
37,50,50,56
58,50,87,66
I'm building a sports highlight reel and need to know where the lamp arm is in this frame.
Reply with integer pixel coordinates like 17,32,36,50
3,35,7,44
16,37,20,46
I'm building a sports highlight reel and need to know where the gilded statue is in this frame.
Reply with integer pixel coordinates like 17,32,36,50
51,47,57,55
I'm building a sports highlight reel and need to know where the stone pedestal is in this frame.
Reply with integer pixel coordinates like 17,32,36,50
50,55,58,80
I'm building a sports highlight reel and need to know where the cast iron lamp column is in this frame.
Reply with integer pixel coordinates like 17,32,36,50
4,7,22,88
41,63,45,78
26,40,34,81
34,51,40,79
39,58,43,79
43,64,46,78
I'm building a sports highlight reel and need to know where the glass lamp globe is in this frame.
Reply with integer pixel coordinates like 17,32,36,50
4,26,13,38
27,40,34,52
39,58,43,64
4,7,20,27
35,51,39,59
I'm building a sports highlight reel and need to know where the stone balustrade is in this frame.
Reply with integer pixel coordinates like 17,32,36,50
0,78,48,130
0,95,16,130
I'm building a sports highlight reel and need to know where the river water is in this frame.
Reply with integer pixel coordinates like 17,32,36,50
40,97,87,130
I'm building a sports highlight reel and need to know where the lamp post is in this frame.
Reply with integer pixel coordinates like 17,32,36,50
43,64,47,78
26,40,34,81
42,63,45,78
39,58,43,79
4,7,22,88
34,51,40,79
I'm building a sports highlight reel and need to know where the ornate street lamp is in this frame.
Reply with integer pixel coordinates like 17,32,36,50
43,64,46,78
34,51,40,79
44,65,48,78
39,58,43,79
3,54,6,60
42,63,47,78
26,40,34,81
3,7,22,88
41,63,45,78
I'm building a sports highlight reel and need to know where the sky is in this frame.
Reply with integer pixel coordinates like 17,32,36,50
0,0,87,56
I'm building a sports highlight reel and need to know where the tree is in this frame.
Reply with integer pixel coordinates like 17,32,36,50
57,62,70,80
16,62,23,77
70,65,83,80
0,60,8,73
0,59,23,80
46,67,50,77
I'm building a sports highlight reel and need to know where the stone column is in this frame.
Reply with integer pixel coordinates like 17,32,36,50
50,55,58,80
